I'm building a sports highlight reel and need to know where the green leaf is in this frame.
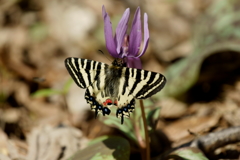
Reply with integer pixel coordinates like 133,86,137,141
31,89,61,98
63,78,74,94
103,117,136,143
146,108,160,127
68,136,130,160
31,79,74,98
171,147,209,160
100,105,137,143
143,99,153,107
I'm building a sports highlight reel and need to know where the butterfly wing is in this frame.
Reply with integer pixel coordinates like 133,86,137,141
115,67,166,123
65,57,111,117
126,67,166,99
65,57,107,89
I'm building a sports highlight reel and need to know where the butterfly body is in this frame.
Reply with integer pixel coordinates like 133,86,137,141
104,65,122,99
65,57,166,124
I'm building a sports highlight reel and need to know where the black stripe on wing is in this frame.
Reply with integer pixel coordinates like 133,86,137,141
137,73,166,99
121,68,130,95
125,68,166,99
64,57,107,89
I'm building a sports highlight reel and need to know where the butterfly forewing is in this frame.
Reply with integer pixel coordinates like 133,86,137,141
65,58,107,88
125,68,166,99
65,57,166,124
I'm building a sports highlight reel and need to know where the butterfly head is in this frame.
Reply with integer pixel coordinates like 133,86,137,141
112,58,126,67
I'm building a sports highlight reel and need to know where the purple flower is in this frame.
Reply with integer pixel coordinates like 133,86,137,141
102,6,149,69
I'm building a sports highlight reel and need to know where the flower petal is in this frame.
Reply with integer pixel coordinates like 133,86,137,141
126,57,142,69
128,7,142,57
115,8,130,54
102,6,118,58
138,13,149,57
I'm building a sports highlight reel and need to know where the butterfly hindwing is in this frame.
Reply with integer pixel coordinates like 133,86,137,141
65,57,166,124
85,87,111,118
115,67,166,123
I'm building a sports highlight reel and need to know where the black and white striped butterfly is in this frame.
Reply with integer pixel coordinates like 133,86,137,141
65,57,166,124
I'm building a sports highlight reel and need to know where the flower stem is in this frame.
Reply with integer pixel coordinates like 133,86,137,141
139,99,150,160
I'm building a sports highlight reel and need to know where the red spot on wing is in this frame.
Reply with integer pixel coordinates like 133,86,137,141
114,100,118,106
103,99,113,106
103,99,118,106
106,99,112,104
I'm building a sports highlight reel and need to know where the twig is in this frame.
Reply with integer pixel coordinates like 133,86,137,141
158,126,240,160
190,126,240,153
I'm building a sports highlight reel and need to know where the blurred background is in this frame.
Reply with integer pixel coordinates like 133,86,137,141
1,0,240,159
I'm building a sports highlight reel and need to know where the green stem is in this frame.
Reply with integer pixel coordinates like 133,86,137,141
139,99,150,160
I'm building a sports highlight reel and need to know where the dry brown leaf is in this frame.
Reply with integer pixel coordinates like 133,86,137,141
163,115,220,142
158,98,187,119
0,129,8,157
26,125,88,160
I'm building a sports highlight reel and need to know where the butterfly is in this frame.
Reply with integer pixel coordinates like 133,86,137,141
65,57,166,124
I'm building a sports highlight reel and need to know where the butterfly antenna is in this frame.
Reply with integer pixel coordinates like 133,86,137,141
98,50,113,63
